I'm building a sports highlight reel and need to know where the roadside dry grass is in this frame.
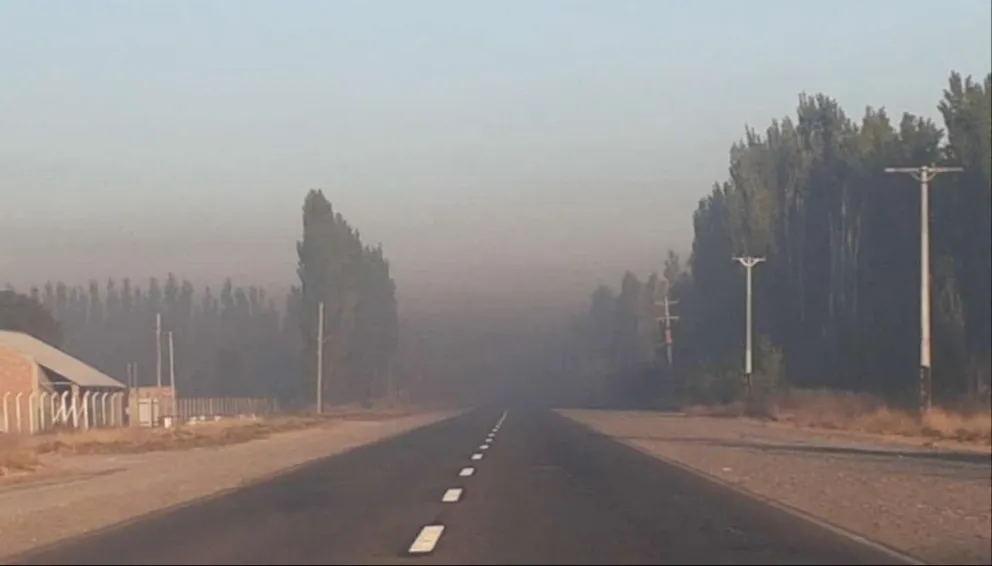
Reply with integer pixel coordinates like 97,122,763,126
685,388,991,445
0,433,39,475
31,415,325,456
0,400,424,475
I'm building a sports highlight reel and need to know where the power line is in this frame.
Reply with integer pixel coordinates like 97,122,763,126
654,281,679,370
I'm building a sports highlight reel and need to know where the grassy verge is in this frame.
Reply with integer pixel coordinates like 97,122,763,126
684,388,991,446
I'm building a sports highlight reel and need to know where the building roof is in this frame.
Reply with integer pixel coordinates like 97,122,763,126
0,330,126,389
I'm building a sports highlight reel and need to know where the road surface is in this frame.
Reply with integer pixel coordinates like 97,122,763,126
12,409,911,565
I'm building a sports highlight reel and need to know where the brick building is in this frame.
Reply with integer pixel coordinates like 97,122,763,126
0,330,125,432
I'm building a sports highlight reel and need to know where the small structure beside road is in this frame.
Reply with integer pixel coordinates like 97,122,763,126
0,330,126,433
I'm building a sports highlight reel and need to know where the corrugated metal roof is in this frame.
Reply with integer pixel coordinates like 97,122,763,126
0,330,125,389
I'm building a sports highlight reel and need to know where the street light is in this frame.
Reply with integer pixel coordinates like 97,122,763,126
734,256,765,399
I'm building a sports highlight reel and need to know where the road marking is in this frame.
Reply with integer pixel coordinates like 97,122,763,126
495,410,508,428
459,467,475,477
480,444,489,450
488,432,496,438
471,453,483,460
442,488,463,503
409,525,445,554
485,437,493,444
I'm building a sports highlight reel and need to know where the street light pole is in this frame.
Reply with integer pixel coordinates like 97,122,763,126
317,301,324,414
168,331,179,425
734,256,765,400
884,164,963,414
155,312,162,388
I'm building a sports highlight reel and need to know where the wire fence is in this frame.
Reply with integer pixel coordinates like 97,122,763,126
0,389,291,434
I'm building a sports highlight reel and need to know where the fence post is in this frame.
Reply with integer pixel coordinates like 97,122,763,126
81,391,91,430
15,392,23,433
2,392,9,433
111,392,121,427
58,391,69,426
28,393,36,434
38,392,47,431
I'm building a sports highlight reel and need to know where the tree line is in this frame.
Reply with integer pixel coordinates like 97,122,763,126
0,190,400,407
2,276,295,399
568,70,991,408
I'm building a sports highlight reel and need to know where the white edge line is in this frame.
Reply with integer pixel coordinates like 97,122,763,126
459,467,475,477
442,488,463,503
409,524,445,554
563,417,927,566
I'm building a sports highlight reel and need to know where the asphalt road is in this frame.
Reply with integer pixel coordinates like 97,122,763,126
13,408,911,565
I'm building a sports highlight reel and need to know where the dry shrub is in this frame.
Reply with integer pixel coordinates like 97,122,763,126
683,388,991,445
0,433,39,475
771,389,990,444
920,407,992,443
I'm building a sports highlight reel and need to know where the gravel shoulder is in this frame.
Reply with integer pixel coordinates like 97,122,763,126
558,409,992,566
0,410,459,562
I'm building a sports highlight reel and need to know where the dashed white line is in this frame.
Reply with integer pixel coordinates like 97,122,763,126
459,467,475,477
442,488,463,503
480,444,489,450
485,437,493,444
409,524,446,554
471,453,483,461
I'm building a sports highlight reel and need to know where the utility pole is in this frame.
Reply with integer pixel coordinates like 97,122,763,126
128,362,138,427
654,282,679,370
316,301,325,414
884,164,963,414
168,331,178,424
155,312,162,388
734,256,765,400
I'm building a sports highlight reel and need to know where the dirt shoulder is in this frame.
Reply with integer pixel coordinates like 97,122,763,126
558,409,992,565
0,409,460,562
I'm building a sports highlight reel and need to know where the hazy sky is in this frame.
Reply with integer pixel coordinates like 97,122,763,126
2,0,990,311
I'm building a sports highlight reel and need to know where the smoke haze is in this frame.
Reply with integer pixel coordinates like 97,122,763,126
2,1,989,404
